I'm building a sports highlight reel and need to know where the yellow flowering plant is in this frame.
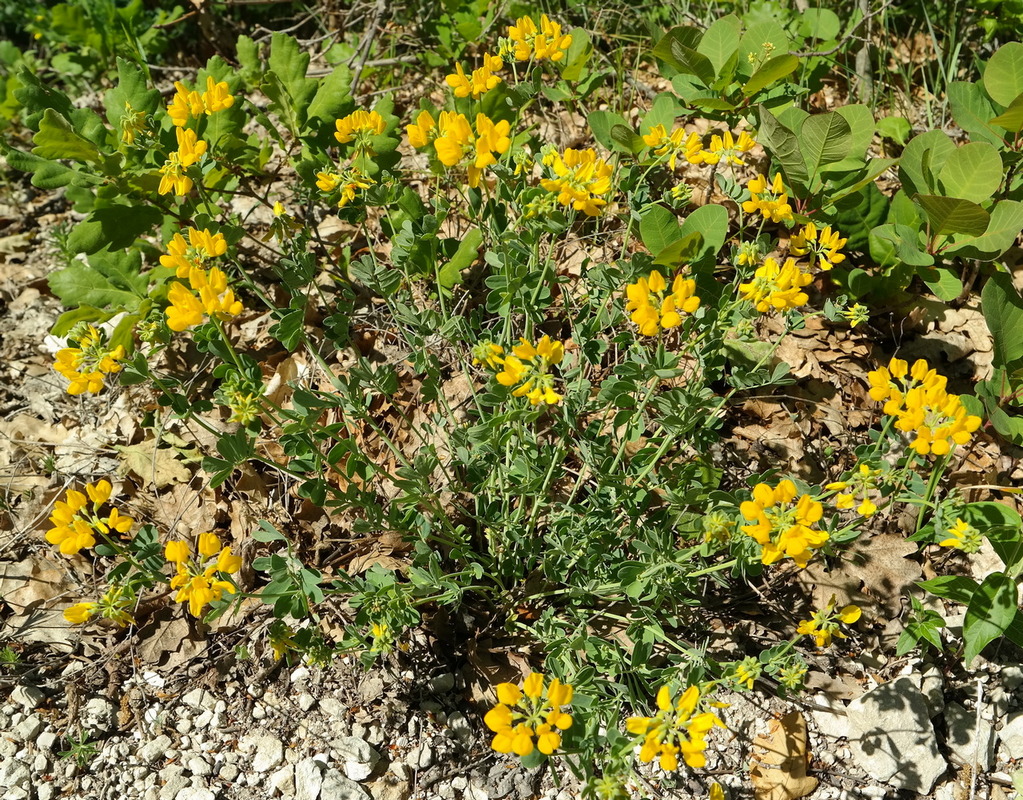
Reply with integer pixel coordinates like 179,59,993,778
739,480,828,568
626,685,724,771
485,672,574,759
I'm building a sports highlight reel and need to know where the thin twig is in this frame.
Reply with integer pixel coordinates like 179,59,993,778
789,0,896,59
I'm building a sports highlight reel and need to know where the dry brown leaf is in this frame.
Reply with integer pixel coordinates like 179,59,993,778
838,533,922,618
116,438,192,488
0,557,69,613
750,712,819,800
137,608,205,668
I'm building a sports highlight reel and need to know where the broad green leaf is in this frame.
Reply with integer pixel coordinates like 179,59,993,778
743,54,798,97
560,29,592,82
678,204,729,262
918,575,978,605
653,27,714,86
938,141,1002,202
989,93,1023,132
944,200,1023,260
268,308,304,350
799,8,841,40
918,263,963,301
868,223,934,267
2,146,98,189
697,14,740,74
66,205,162,254
757,106,809,192
915,194,990,236
876,115,912,145
827,158,898,206
236,34,262,86
947,81,1005,145
640,206,682,255
652,232,703,268
832,183,889,250
899,130,955,197
439,228,482,290
610,123,644,154
738,20,789,79
13,67,74,124
51,305,116,337
641,93,682,137
799,111,852,179
104,58,160,135
588,110,632,153
964,572,1017,665
984,42,1023,107
835,104,875,161
48,253,149,309
981,271,1023,368
960,502,1023,576
32,108,101,163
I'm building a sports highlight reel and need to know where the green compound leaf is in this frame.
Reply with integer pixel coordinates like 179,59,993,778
32,108,101,163
981,271,1023,369
439,228,482,290
66,204,163,254
944,200,1023,260
915,194,990,237
938,141,1002,202
918,575,978,605
964,572,1017,666
984,42,1023,107
743,54,798,97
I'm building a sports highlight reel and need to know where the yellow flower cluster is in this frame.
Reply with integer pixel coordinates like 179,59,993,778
626,685,723,771
158,126,207,196
64,584,136,627
161,228,242,332
485,672,574,756
53,324,126,395
46,480,133,556
797,596,861,647
407,111,510,189
740,480,827,568
938,518,983,553
167,77,234,127
486,336,566,405
738,257,812,313
165,533,242,617
540,148,613,216
625,269,700,336
334,109,386,154
867,357,983,456
315,167,375,209
643,128,755,170
506,14,573,62
790,222,847,270
826,463,882,517
446,54,503,98
742,173,793,223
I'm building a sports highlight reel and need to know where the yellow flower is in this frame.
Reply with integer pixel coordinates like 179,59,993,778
790,223,847,270
626,685,724,771
52,325,126,395
866,357,982,456
738,257,812,313
710,784,726,800
46,480,133,556
539,148,614,216
842,303,870,328
797,595,861,647
406,110,438,149
166,282,206,332
730,656,760,690
168,81,204,127
739,480,827,568
159,227,228,278
826,463,883,517
741,173,793,223
492,336,566,406
625,269,700,336
642,126,700,171
471,341,505,370
506,14,572,62
316,166,375,209
157,127,207,196
700,130,756,167
200,76,234,114
428,112,510,189
176,126,207,167
166,536,242,618
938,518,983,553
120,102,149,145
64,602,97,624
334,109,387,155
445,54,503,98
484,672,574,757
